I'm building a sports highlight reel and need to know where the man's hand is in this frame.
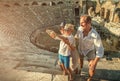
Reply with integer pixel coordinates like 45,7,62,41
89,57,100,71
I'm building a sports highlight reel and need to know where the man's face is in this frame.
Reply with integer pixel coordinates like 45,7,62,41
80,17,90,31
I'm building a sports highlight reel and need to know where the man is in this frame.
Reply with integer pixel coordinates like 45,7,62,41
75,15,104,81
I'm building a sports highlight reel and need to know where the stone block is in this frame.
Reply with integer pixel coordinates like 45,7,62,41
0,68,52,81
53,75,68,81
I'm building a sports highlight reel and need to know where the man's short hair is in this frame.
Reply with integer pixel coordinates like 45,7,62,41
80,15,91,24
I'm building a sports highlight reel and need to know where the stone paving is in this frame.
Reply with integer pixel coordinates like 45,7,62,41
0,49,120,81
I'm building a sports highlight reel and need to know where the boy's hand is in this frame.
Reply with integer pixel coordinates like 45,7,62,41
50,32,56,38
46,29,57,39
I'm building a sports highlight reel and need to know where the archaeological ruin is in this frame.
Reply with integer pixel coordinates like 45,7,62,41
0,0,120,81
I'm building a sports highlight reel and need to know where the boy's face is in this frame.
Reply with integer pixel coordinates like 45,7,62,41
64,29,73,35
60,26,73,35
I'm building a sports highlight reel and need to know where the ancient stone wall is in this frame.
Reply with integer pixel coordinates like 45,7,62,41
0,0,79,75
100,0,120,23
92,17,120,51
0,0,119,51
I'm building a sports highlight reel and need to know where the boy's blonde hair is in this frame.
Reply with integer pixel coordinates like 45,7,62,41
64,24,74,31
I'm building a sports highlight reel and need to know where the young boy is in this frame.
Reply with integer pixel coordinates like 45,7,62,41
47,24,75,80
58,23,79,74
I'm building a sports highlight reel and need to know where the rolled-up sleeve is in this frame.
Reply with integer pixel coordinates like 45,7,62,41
94,34,104,58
